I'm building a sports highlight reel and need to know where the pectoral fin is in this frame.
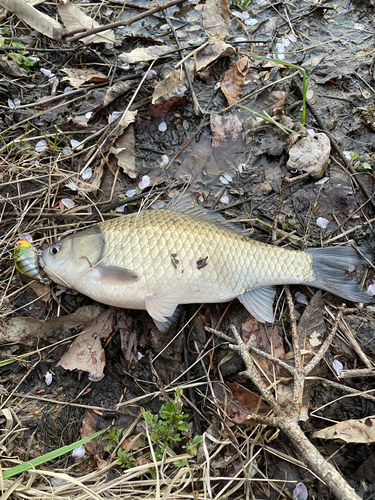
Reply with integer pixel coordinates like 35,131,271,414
96,265,138,284
145,293,181,324
238,287,275,323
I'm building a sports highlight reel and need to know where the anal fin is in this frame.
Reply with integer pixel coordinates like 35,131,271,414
153,305,182,332
238,287,275,323
145,293,181,324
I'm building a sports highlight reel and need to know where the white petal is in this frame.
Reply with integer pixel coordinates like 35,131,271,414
151,201,165,209
65,182,77,191
85,111,93,119
220,195,229,204
245,18,258,26
332,359,343,376
40,68,52,77
220,176,229,185
45,371,53,386
81,167,92,180
35,140,47,153
108,111,122,124
72,444,86,460
367,282,375,296
19,233,33,243
159,122,167,132
126,189,136,197
293,482,308,500
70,139,84,150
115,204,126,212
316,217,329,229
161,155,169,166
138,175,150,189
61,198,75,209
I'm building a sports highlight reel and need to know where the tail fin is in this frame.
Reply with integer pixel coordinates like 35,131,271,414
304,247,372,303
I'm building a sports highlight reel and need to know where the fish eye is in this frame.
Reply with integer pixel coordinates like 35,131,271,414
50,242,62,255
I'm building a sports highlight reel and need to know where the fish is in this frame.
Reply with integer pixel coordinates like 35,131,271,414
14,239,44,281
40,195,372,331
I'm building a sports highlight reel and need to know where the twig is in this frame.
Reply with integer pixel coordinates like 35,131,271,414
205,300,361,500
66,0,186,43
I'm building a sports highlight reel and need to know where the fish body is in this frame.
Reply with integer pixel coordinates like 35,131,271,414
40,196,371,330
14,239,43,281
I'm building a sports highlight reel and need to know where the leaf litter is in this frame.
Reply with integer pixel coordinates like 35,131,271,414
0,0,375,499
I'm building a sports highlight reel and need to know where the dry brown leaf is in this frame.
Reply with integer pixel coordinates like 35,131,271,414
103,81,131,107
80,410,108,467
212,381,270,426
0,54,28,77
58,0,115,44
1,305,104,343
56,309,115,378
313,417,375,444
29,281,51,302
109,123,136,178
241,316,285,381
221,56,249,106
152,42,235,104
119,45,175,64
202,0,232,37
118,311,138,371
61,68,108,88
0,5,7,21
0,0,65,39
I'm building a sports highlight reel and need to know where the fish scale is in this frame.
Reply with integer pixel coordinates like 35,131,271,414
40,196,372,331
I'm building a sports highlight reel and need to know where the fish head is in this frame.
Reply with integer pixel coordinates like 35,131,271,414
40,227,104,287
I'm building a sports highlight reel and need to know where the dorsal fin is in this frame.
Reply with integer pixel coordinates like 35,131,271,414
165,193,242,233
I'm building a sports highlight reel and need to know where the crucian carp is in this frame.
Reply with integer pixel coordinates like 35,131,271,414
40,195,372,331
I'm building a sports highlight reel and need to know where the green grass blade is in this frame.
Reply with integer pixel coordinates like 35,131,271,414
2,428,107,479
235,104,295,134
248,54,308,125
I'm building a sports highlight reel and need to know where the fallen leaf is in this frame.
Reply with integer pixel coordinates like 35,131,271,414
103,81,131,107
152,42,235,105
294,292,327,420
221,56,249,106
79,410,108,467
61,68,108,88
1,305,104,343
202,0,232,37
119,45,176,64
212,382,270,426
0,0,65,39
118,311,138,371
0,54,28,77
108,122,136,178
56,309,114,378
313,417,375,444
241,316,285,382
58,0,115,44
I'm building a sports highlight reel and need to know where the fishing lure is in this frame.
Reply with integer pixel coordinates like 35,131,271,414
14,239,44,281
